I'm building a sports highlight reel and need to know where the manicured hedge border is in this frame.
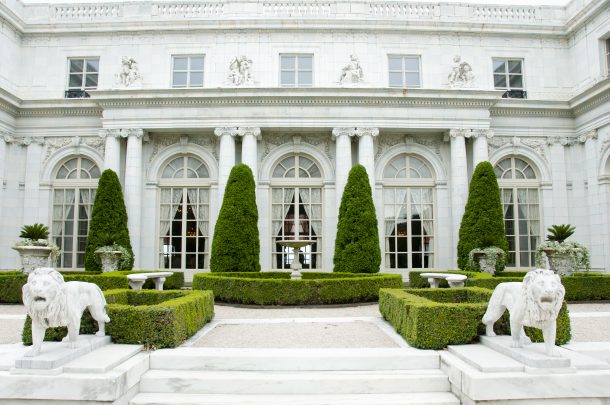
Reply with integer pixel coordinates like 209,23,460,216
193,272,403,305
23,289,214,349
379,287,571,350
409,270,610,301
0,270,185,304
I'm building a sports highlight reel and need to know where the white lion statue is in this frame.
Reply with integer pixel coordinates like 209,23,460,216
482,268,565,357
22,267,110,357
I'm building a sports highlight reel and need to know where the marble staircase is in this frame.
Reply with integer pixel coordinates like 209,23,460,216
129,347,460,405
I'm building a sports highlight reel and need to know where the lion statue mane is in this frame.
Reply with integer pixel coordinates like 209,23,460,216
482,268,565,356
22,267,110,357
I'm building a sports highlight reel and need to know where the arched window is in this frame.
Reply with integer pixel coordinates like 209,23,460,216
494,156,541,268
382,154,435,270
158,155,210,272
271,154,323,269
51,156,100,268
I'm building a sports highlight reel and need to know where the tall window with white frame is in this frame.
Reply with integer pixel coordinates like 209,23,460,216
280,54,313,87
493,58,526,98
388,55,421,88
172,55,205,88
66,57,99,98
271,154,323,269
494,157,541,268
51,157,100,268
382,154,435,270
159,155,210,273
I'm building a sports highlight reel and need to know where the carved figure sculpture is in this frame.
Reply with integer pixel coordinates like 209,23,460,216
227,56,254,86
118,57,141,87
482,268,565,356
339,54,363,84
22,267,110,357
447,55,474,88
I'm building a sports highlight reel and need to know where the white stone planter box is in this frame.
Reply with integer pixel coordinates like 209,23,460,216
11,245,53,274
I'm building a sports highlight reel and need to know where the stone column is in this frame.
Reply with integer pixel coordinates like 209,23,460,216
0,133,10,226
123,129,144,268
99,129,122,174
547,138,569,224
332,127,356,207
237,127,261,182
214,127,238,209
472,129,493,169
23,137,45,222
449,129,470,265
355,127,379,194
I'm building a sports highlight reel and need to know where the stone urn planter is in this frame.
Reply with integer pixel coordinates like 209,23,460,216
536,241,590,276
12,245,53,274
542,249,575,276
95,249,123,273
468,247,506,275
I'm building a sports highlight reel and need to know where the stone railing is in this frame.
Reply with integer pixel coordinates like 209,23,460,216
368,2,439,19
53,4,122,19
153,2,224,17
263,1,332,16
470,6,538,21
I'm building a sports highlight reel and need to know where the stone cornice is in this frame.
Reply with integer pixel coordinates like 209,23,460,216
569,77,610,117
0,88,21,117
490,99,574,118
14,98,102,118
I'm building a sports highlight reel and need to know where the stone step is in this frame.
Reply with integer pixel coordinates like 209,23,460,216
139,369,450,395
130,392,460,405
149,347,439,371
63,344,143,373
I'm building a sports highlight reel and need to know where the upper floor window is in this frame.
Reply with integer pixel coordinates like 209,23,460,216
280,54,313,87
66,57,99,98
388,55,421,88
172,55,204,88
493,58,526,99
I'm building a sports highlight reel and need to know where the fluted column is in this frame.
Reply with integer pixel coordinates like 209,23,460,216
99,129,122,173
23,137,45,222
449,129,470,264
472,129,493,169
237,127,261,182
214,127,238,208
332,127,356,207
355,127,379,194
123,129,144,267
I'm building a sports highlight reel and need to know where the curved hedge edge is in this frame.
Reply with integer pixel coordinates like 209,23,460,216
379,287,571,350
193,272,403,305
23,289,214,349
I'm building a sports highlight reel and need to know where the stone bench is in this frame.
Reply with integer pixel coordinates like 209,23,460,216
420,273,467,288
127,272,174,291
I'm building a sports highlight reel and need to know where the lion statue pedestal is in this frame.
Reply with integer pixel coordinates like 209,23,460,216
22,267,110,357
482,268,565,357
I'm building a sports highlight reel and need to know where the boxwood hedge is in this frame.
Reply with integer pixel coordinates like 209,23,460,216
23,289,214,349
0,270,185,304
193,272,403,305
409,270,610,301
379,287,571,350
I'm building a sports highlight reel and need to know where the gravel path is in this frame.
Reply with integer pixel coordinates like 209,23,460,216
213,303,382,319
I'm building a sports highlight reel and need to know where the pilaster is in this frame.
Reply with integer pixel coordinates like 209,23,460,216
332,127,356,208
214,127,239,210
124,129,144,267
22,137,45,223
449,129,470,266
0,132,12,227
546,137,569,224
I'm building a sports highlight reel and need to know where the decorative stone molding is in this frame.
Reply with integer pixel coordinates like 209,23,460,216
447,55,474,88
1,132,15,143
521,138,549,162
339,54,364,85
471,129,494,139
190,135,219,161
375,134,441,161
487,136,514,153
19,137,45,147
122,129,145,138
214,127,239,138
42,137,72,164
578,129,598,143
331,127,357,139
449,129,472,138
99,128,144,139
261,133,334,163
116,57,142,88
237,127,262,140
227,56,255,87
98,129,122,139
354,127,379,138
545,137,575,147
148,134,219,164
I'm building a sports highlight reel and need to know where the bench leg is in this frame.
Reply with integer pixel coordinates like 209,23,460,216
154,277,166,291
129,280,145,290
427,278,440,288
448,281,465,288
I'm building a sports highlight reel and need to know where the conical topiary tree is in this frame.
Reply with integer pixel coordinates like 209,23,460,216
334,165,381,273
84,169,133,271
457,161,508,271
210,164,260,272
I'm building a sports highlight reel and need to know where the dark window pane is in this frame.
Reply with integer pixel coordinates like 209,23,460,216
85,74,98,88
508,60,522,74
69,74,83,88
70,59,84,73
86,59,99,73
494,75,507,88
509,75,523,88
493,60,506,74
173,57,188,70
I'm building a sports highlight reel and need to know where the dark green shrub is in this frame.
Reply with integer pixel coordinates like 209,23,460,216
23,289,214,349
379,287,571,349
457,161,508,272
193,272,402,305
85,169,133,271
334,165,380,273
210,164,260,273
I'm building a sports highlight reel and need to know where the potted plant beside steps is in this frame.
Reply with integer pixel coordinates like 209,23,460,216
468,246,506,275
95,242,132,273
536,224,590,276
12,223,60,274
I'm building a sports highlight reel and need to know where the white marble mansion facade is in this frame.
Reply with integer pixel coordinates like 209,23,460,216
0,0,609,280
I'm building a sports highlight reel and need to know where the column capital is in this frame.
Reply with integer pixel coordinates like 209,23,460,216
546,137,573,147
98,128,122,139
122,128,145,139
354,127,379,138
237,127,262,140
578,129,598,143
332,127,357,140
19,136,45,147
471,129,494,139
0,131,14,143
448,129,472,139
214,127,239,138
